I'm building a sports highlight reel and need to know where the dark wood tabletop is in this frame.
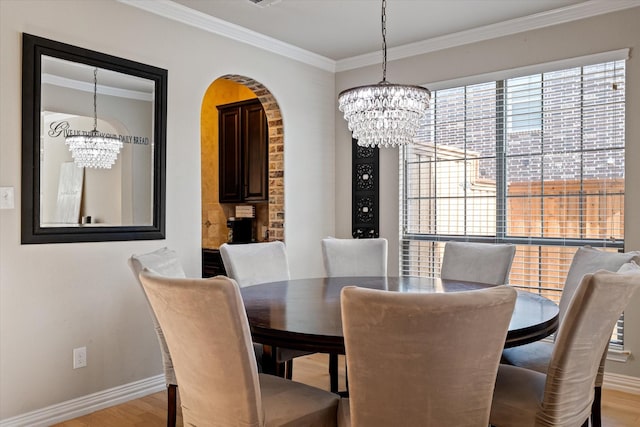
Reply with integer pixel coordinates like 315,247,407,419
240,276,559,355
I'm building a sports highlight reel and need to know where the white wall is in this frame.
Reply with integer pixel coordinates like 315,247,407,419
336,7,640,378
0,0,334,419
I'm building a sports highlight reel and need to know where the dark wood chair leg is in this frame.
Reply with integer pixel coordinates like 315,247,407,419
167,384,177,427
285,360,293,380
274,361,287,377
329,353,339,393
345,359,348,391
591,385,602,427
260,345,284,376
581,418,589,427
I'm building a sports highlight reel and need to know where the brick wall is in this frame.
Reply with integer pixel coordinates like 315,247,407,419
223,75,285,241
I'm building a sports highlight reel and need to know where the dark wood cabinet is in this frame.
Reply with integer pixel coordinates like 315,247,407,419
202,248,227,278
218,99,268,203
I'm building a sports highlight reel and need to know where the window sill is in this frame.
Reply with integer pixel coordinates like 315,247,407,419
606,348,631,363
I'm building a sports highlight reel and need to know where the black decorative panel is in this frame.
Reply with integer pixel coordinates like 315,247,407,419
355,164,374,191
352,139,379,238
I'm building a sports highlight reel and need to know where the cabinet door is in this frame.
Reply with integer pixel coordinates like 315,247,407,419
218,106,242,202
243,102,268,201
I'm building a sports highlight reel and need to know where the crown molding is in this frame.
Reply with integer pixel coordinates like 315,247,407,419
336,0,640,72
118,0,638,74
117,0,336,72
42,74,153,101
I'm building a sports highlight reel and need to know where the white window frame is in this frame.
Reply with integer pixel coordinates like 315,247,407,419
400,50,629,350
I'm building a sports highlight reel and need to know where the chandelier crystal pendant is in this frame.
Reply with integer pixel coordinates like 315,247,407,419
65,68,123,169
338,0,430,148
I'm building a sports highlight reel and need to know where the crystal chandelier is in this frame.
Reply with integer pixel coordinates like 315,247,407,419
338,0,430,148
65,68,123,169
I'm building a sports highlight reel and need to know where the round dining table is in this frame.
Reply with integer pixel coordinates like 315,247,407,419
240,276,559,355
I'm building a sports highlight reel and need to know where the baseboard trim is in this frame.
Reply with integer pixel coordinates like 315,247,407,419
603,372,640,395
0,375,165,427
1,371,637,425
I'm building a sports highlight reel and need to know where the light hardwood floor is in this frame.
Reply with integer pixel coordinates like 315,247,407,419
54,354,640,426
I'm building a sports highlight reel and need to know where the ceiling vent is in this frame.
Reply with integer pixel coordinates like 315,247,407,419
248,0,282,7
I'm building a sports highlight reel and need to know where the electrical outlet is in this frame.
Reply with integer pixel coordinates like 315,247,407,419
73,347,87,369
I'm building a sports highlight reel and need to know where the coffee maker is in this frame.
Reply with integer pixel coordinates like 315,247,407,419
227,217,253,243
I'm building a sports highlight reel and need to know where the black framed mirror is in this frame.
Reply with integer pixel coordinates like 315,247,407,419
22,33,167,243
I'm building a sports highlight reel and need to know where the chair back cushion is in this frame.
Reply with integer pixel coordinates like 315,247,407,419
139,272,265,426
321,237,388,277
558,246,640,324
128,247,186,386
440,242,516,285
341,285,516,426
129,247,187,280
541,268,640,425
220,241,290,287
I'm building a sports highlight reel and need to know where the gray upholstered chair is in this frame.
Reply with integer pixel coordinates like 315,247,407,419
220,241,291,287
338,285,517,427
501,246,640,427
321,237,388,277
440,241,516,285
490,266,640,427
138,271,339,427
220,241,312,379
129,247,185,427
321,237,388,392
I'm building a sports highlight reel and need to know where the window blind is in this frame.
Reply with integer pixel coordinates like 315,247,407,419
401,59,626,347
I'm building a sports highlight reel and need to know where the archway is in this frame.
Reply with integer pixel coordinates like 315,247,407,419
201,75,284,250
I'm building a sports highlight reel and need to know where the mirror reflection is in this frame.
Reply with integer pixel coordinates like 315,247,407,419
21,33,167,244
40,56,155,227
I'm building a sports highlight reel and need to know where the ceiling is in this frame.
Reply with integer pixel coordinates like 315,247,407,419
171,0,589,60
124,0,638,71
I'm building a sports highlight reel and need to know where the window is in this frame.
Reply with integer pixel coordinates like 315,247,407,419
507,75,542,133
401,59,626,346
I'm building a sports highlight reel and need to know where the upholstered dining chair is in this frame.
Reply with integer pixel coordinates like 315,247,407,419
501,246,640,427
338,285,517,427
321,237,388,277
128,247,186,427
220,241,312,379
138,271,339,427
490,266,640,427
440,241,516,285
321,237,388,393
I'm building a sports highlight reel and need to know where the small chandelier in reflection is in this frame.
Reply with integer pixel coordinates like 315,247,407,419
65,68,122,169
338,0,430,148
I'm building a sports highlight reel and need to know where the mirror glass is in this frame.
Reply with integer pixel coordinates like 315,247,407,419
22,34,167,243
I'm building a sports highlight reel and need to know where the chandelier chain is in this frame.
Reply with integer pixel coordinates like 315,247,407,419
381,0,387,82
93,68,98,132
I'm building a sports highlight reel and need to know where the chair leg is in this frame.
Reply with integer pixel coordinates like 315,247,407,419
285,360,293,380
591,385,602,427
274,361,287,377
260,345,282,376
329,353,339,393
345,359,348,391
581,419,589,427
167,384,177,427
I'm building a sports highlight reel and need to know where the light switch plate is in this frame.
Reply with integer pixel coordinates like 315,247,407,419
0,187,15,209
